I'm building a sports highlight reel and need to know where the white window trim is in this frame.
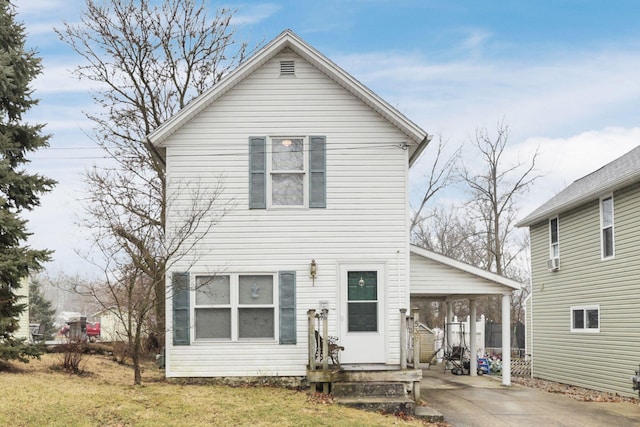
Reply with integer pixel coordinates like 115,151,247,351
600,195,615,260
570,305,600,333
193,272,278,343
267,136,308,209
549,216,559,260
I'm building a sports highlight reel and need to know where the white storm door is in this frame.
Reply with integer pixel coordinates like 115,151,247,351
339,264,386,364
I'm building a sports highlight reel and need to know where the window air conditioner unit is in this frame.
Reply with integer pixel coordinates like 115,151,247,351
547,257,560,271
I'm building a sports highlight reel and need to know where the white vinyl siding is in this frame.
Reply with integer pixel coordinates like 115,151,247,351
15,279,30,340
528,181,640,398
409,252,512,296
164,50,410,377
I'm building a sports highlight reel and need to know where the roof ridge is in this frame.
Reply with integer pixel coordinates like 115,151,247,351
517,143,640,227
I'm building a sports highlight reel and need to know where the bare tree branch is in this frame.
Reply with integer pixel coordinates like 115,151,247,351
410,136,460,232
57,0,259,385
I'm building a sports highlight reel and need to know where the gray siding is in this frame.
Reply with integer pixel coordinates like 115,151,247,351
529,181,640,397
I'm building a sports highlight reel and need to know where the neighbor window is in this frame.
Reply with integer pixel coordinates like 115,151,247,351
195,274,275,341
600,196,614,258
571,306,600,332
549,217,559,259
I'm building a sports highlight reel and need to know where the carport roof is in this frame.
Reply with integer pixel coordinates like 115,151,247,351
410,245,524,299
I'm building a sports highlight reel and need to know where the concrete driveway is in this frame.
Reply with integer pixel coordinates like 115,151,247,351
420,368,640,427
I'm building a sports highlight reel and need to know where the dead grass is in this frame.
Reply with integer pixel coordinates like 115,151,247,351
0,354,435,426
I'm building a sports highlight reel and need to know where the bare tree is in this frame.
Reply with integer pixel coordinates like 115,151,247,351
455,121,538,324
460,120,540,277
410,136,460,234
412,205,486,266
412,121,537,327
57,0,257,384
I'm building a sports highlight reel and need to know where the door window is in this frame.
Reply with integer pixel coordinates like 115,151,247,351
347,271,377,332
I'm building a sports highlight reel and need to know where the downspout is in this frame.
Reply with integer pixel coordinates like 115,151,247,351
530,287,534,379
146,137,167,168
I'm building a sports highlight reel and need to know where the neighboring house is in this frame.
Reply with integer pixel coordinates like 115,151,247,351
518,145,640,398
95,308,127,342
14,277,30,341
150,30,520,387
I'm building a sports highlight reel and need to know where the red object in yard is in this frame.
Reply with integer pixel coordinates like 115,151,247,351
59,321,100,339
86,322,100,338
59,324,69,336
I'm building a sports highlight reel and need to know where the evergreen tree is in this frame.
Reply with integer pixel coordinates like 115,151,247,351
0,0,56,362
29,278,56,340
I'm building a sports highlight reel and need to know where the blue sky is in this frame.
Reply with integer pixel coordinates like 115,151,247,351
15,0,640,276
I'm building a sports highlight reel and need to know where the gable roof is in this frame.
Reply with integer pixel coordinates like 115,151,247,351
410,244,523,292
517,144,640,227
147,29,430,165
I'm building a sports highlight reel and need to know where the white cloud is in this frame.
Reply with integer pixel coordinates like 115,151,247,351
232,3,281,25
409,126,640,226
15,0,65,14
515,127,640,215
454,28,493,55
336,46,640,143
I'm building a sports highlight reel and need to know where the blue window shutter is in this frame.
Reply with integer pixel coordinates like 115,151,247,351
279,271,296,344
309,136,326,208
249,137,266,209
172,272,190,346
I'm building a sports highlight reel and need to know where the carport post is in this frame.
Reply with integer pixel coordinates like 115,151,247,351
501,293,511,386
446,301,453,352
469,299,477,376
400,308,407,369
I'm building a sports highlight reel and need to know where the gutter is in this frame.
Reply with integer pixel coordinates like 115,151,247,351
409,134,432,167
517,172,640,228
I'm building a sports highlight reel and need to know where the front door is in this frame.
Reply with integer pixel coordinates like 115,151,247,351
339,264,386,364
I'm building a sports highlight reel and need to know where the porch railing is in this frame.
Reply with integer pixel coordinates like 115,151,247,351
401,308,422,369
306,308,422,402
307,309,344,370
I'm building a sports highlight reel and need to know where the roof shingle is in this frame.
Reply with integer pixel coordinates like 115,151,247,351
517,144,640,227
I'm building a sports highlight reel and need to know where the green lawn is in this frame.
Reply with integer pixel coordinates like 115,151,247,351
0,353,431,426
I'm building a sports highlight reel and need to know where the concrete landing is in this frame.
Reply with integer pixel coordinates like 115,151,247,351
414,405,444,423
420,367,640,426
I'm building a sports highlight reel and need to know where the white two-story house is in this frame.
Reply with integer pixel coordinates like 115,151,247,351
149,30,520,389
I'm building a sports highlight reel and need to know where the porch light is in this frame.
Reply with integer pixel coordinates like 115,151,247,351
310,259,317,285
359,277,365,287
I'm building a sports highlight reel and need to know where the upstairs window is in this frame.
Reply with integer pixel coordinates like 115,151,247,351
271,138,304,206
549,217,559,259
249,136,326,209
600,196,614,259
571,306,600,333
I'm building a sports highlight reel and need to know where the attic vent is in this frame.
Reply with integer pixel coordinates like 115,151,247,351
280,60,295,76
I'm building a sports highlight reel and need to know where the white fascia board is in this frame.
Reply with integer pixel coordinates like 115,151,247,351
517,172,640,228
410,244,524,291
148,29,429,151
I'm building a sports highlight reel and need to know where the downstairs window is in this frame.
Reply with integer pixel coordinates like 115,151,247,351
571,305,600,333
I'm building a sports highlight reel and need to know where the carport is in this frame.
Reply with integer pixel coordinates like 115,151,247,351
409,245,524,386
